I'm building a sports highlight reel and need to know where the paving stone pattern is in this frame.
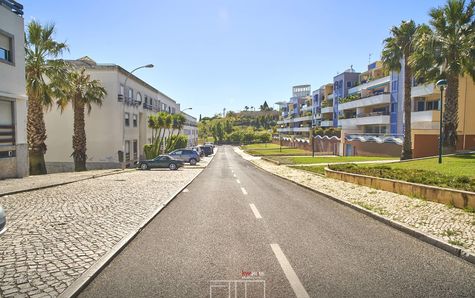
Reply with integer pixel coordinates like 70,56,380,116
235,147,475,255
0,168,202,297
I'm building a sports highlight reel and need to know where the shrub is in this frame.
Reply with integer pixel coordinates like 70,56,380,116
328,164,475,192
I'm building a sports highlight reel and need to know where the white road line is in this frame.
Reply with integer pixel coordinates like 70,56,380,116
249,204,262,219
182,188,189,193
241,187,248,195
233,174,237,178
270,244,310,298
236,179,241,184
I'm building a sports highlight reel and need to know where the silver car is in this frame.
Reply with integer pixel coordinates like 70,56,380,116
168,148,201,165
0,205,6,235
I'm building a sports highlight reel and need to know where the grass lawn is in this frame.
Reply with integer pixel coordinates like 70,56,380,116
245,148,312,156
241,143,285,150
268,155,396,165
291,165,327,175
379,154,475,178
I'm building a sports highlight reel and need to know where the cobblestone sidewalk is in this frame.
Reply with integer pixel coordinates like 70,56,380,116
0,167,204,297
234,147,475,255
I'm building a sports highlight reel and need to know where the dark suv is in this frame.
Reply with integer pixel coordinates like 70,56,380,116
168,149,201,165
200,145,214,156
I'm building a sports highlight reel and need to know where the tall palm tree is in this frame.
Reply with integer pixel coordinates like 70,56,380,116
25,21,68,174
166,113,187,151
410,0,475,152
57,68,106,171
381,20,418,160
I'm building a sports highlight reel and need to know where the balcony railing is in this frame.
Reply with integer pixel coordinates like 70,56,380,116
1,0,23,15
338,93,391,111
143,102,153,110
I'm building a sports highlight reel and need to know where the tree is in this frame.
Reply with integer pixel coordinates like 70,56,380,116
57,68,106,171
165,113,186,152
382,20,418,160
244,106,249,111
410,0,475,152
25,21,68,174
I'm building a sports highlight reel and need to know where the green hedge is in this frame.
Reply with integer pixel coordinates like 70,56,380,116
329,164,475,192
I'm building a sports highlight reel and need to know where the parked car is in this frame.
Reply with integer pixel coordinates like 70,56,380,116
0,205,6,235
168,148,201,165
200,145,214,157
191,146,204,157
137,155,184,170
204,142,215,149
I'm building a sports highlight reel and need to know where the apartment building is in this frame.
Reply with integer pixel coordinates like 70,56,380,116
276,85,313,137
0,0,28,179
275,60,475,158
182,112,198,147
44,57,182,172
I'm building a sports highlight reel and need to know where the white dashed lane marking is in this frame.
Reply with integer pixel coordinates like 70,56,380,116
241,187,248,195
249,204,262,219
236,179,241,184
270,244,310,298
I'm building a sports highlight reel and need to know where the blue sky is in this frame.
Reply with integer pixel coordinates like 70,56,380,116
21,0,446,119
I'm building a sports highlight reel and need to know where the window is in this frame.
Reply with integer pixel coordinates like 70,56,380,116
0,31,13,64
125,113,130,126
417,101,425,112
128,88,133,100
426,100,439,111
347,81,352,88
133,140,138,160
133,114,137,127
125,141,130,161
119,84,124,95
392,80,398,92
136,92,142,103
0,100,14,145
171,108,176,114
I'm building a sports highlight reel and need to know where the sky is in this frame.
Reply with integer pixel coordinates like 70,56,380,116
21,0,446,119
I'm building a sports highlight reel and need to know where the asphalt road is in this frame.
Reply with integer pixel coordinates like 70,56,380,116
79,146,475,298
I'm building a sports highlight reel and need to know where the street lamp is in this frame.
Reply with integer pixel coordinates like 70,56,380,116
436,79,447,164
121,64,154,169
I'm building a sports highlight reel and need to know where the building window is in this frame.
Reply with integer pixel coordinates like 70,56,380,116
133,140,138,160
125,113,130,126
119,84,124,95
171,107,176,114
0,100,14,146
133,114,137,127
128,88,133,100
136,92,142,104
347,81,352,88
0,31,13,64
125,140,130,161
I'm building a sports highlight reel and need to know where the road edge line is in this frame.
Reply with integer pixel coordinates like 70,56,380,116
246,157,475,266
59,152,217,298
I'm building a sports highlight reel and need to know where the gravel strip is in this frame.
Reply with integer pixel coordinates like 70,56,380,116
234,147,475,254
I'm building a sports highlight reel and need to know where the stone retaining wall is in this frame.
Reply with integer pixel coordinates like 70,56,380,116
325,168,475,209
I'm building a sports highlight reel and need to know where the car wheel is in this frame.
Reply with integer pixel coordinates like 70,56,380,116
169,163,177,170
140,163,148,170
189,158,197,165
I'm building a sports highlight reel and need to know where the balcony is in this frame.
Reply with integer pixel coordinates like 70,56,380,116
411,84,437,97
1,0,23,15
277,127,293,133
293,115,312,123
293,127,311,132
411,110,440,129
321,107,333,114
348,76,390,94
339,93,390,111
143,102,153,110
321,120,333,127
339,112,390,127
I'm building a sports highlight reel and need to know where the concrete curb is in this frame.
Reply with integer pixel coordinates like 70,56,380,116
248,159,475,266
0,169,135,197
58,151,217,298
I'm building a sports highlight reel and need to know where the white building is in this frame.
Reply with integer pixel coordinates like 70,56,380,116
44,56,182,172
182,112,198,147
0,0,28,179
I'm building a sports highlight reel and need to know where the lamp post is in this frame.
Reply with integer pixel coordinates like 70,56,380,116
436,79,447,164
121,64,154,170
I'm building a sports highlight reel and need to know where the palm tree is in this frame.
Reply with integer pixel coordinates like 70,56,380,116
166,113,187,151
57,68,106,171
381,20,418,160
25,21,68,174
410,0,475,152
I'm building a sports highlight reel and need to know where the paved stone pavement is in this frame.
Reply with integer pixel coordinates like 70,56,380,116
235,147,475,255
0,159,209,297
